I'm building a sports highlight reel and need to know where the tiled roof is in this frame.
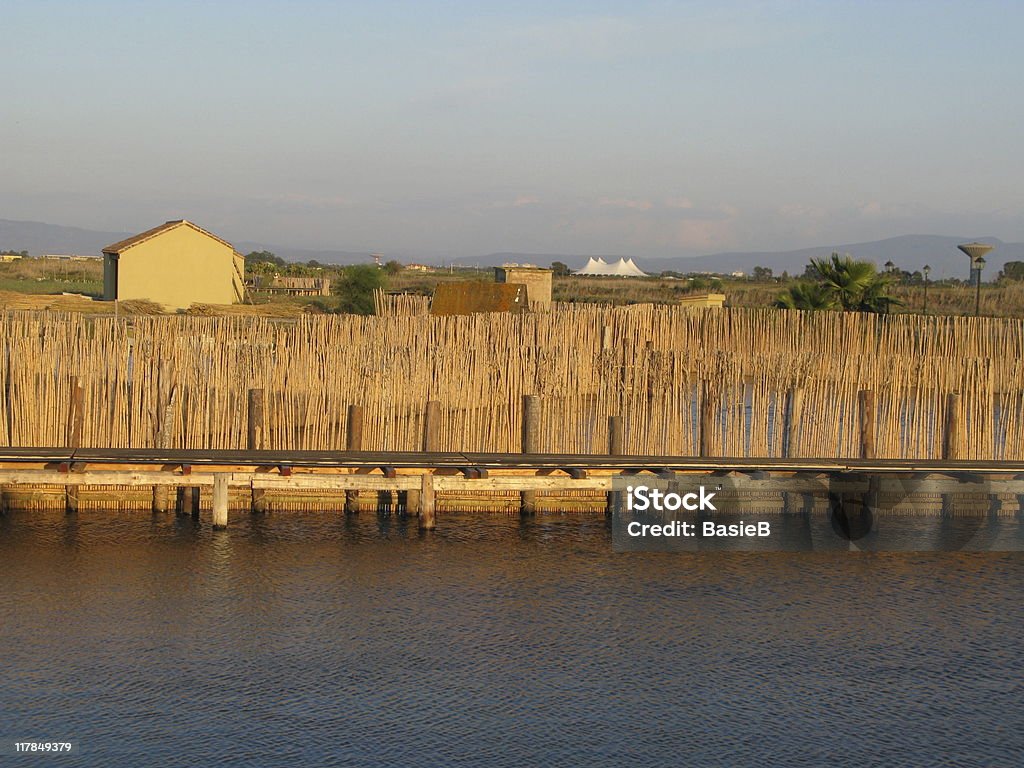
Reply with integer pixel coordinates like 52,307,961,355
102,220,238,255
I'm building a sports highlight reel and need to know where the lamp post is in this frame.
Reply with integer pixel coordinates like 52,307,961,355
974,256,985,316
922,264,931,314
957,242,994,318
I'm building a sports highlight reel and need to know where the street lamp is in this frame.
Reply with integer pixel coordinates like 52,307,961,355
974,256,986,316
922,264,931,314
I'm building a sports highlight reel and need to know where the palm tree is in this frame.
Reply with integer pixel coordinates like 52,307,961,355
807,252,899,313
774,281,836,310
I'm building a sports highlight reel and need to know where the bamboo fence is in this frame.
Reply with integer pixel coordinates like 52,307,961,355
1,306,1022,460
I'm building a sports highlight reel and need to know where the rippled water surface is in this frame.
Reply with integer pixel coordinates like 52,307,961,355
2,510,1022,767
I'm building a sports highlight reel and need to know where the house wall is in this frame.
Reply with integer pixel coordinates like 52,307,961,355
494,267,552,308
113,226,243,309
103,254,117,300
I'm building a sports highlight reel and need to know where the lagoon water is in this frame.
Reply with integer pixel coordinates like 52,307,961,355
2,510,1022,767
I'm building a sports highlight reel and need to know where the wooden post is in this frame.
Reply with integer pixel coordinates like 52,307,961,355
781,387,804,513
943,392,961,460
212,474,229,529
344,404,364,514
177,486,200,518
782,387,803,459
152,387,177,513
407,400,441,515
248,388,267,513
247,388,265,450
521,395,540,515
858,389,875,460
606,415,623,516
418,472,436,530
65,377,84,514
151,485,169,513
698,383,714,458
423,400,441,451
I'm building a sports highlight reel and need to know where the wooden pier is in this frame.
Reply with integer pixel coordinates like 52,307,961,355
1,447,1023,529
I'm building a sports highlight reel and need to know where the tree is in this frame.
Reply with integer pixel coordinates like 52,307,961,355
776,253,899,313
384,260,404,276
1000,261,1024,281
808,252,898,313
775,282,836,310
752,266,773,281
244,250,285,267
332,265,386,314
551,261,571,277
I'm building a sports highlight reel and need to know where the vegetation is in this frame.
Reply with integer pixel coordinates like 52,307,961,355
331,265,387,314
0,247,1019,318
775,281,835,311
1000,261,1024,281
775,253,897,312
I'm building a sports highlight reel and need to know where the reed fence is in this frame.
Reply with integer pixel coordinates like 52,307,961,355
2,306,1023,460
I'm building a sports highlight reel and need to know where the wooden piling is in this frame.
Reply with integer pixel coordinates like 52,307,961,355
781,387,804,513
408,400,441,514
212,474,229,529
606,415,623,516
248,388,267,513
177,486,200,518
858,389,875,460
152,387,177,513
521,395,539,515
418,472,436,530
344,404,364,514
943,392,961,460
65,377,84,514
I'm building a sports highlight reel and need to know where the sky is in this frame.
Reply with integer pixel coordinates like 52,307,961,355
2,0,1023,259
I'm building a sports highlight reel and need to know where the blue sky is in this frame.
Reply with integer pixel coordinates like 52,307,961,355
2,1,1022,258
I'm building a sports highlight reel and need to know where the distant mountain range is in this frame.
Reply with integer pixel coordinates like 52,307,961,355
2,218,1020,281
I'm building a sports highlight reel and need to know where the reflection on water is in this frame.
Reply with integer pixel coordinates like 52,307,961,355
2,510,1022,767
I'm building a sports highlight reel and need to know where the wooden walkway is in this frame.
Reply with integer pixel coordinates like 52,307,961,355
0,448,1021,529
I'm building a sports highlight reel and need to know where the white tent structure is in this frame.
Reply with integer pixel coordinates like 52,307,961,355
574,257,648,277
575,257,609,275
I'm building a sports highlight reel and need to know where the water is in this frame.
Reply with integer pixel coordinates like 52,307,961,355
2,510,1022,767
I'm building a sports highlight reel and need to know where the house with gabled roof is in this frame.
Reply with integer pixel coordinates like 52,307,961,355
102,220,245,309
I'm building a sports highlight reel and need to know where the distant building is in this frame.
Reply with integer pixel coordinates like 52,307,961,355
251,275,330,297
494,266,552,308
574,257,648,277
0,254,24,263
102,220,245,309
42,254,100,261
431,281,529,316
679,292,726,309
405,263,433,272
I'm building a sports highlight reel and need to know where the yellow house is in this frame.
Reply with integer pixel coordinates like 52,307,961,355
102,220,245,309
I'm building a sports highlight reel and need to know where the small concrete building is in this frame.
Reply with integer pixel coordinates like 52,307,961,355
102,220,245,309
494,266,552,309
679,292,726,309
